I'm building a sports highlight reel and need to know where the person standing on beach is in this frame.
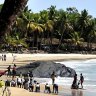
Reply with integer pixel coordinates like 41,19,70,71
17,76,22,88
51,71,56,85
7,65,11,77
71,73,78,89
12,64,16,77
73,74,77,85
12,54,16,64
4,54,6,61
2,54,4,61
79,73,84,89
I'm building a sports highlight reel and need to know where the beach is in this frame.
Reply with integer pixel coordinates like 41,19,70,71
0,53,96,64
0,53,96,96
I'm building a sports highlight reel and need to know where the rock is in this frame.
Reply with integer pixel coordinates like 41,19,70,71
16,61,76,78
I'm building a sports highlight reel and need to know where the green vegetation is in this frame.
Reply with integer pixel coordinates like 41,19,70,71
0,4,96,53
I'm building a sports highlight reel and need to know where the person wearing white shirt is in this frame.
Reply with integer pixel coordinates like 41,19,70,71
17,76,22,88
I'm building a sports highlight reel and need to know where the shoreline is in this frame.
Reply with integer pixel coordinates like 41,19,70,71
0,53,96,66
1,53,96,61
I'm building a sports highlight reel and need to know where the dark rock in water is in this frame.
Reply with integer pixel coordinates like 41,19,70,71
16,61,76,78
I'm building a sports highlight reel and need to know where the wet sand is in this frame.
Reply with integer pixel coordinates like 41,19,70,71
1,83,96,96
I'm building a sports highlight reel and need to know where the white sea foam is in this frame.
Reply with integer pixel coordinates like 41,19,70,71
83,59,96,63
39,59,96,90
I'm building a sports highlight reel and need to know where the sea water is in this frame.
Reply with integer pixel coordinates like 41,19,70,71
40,59,96,91
58,59,96,89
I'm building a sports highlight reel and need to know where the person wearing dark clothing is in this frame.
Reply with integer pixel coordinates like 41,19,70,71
29,71,33,78
35,83,40,92
51,71,56,85
51,71,57,93
7,65,11,77
24,80,28,90
29,79,34,92
24,74,29,83
44,83,51,93
4,54,6,61
80,73,84,89
71,73,78,89
53,84,58,94
12,64,16,77
5,79,10,87
73,74,77,85
2,54,4,61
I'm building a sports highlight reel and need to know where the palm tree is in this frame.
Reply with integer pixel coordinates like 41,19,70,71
15,17,27,37
44,20,54,46
57,11,73,49
77,9,91,39
4,35,27,51
69,31,84,52
70,31,84,46
48,5,56,20
0,0,28,42
47,6,57,49
15,7,33,37
39,10,48,24
87,19,96,49
27,22,43,48
66,7,80,32
66,7,78,14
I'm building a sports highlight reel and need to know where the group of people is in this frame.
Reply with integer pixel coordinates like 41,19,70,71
5,72,48,93
7,64,17,77
0,54,6,61
0,54,16,62
0,68,85,96
50,71,84,90
5,70,59,94
71,73,84,89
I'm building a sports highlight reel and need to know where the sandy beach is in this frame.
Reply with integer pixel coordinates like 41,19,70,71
1,80,96,96
0,53,96,96
0,53,96,65
9,87,58,96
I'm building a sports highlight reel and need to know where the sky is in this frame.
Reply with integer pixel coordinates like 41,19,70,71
0,0,96,17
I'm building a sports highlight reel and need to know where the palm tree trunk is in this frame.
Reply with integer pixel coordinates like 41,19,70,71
0,0,28,42
57,29,65,50
50,31,53,51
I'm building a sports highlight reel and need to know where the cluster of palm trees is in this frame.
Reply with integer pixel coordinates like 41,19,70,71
0,4,96,53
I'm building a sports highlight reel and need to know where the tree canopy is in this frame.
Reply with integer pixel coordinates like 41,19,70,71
0,2,96,53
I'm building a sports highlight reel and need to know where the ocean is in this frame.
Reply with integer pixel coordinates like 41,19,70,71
38,59,96,91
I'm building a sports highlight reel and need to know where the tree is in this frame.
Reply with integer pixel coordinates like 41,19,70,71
66,7,80,32
57,11,73,49
27,22,43,48
44,20,54,45
47,6,57,48
0,0,28,42
66,7,78,14
70,31,84,46
39,10,48,24
87,19,96,49
77,9,91,40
